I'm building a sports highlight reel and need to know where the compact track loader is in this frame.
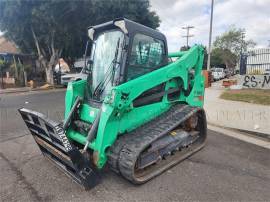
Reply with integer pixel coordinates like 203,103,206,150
19,18,207,189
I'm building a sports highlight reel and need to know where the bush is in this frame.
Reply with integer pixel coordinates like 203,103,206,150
248,69,264,75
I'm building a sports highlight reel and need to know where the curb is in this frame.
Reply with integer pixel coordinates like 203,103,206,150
236,128,270,141
208,123,270,141
208,124,270,149
0,88,31,94
0,87,65,94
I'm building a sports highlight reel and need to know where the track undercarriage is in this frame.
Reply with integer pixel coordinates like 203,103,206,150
108,104,207,183
19,103,206,189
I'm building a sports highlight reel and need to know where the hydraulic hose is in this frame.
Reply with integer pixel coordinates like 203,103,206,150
83,109,102,151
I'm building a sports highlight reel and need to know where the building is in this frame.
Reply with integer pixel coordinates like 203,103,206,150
0,36,38,88
0,36,19,53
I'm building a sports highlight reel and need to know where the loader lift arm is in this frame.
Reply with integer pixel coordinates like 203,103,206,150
89,45,205,168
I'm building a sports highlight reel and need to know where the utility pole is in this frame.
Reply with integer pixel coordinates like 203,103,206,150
239,31,246,75
182,26,194,48
207,0,214,70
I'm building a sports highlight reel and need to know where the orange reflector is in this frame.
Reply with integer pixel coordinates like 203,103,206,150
198,96,204,101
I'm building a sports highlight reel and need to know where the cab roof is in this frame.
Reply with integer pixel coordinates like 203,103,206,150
88,18,167,42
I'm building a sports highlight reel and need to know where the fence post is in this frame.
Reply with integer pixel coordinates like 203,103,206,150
240,54,247,75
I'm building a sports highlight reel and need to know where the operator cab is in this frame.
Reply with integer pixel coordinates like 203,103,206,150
86,18,168,100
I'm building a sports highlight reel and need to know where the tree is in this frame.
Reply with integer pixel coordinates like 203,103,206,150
212,26,256,68
180,45,190,51
211,48,236,68
0,0,160,84
213,26,256,57
0,58,8,88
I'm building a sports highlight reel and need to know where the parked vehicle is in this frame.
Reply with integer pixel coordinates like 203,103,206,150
224,69,230,78
61,59,88,85
224,68,235,78
54,58,70,73
211,68,226,81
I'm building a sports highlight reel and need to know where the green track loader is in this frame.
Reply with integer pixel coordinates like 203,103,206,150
19,18,207,189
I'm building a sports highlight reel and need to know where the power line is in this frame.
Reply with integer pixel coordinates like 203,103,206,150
182,26,194,47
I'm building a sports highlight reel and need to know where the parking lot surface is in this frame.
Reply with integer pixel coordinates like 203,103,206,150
1,90,269,201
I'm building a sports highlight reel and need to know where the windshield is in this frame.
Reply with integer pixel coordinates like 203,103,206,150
213,68,222,72
70,67,83,73
90,30,124,100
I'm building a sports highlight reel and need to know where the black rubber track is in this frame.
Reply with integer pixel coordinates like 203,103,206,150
108,104,207,184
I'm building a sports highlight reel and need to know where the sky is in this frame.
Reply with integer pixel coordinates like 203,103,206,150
150,0,270,52
1,0,269,52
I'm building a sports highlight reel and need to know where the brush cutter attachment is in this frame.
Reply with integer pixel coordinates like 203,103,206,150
18,108,100,190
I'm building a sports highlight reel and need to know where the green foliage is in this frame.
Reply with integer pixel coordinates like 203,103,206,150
210,48,222,65
180,46,190,51
0,0,160,83
213,26,256,56
248,69,264,75
220,89,270,105
211,26,256,68
211,48,235,68
0,59,5,68
0,59,8,71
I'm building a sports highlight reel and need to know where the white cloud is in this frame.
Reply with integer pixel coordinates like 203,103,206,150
150,0,270,52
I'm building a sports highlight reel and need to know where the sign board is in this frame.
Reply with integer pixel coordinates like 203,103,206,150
241,75,270,89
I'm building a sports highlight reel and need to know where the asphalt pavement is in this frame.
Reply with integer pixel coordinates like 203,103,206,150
0,90,270,201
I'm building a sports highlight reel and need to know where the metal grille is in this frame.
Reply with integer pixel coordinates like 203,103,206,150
246,48,270,74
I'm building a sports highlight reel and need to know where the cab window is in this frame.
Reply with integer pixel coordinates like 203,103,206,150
127,34,166,80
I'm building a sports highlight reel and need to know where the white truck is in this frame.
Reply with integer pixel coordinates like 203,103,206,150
61,59,88,86
211,67,226,81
